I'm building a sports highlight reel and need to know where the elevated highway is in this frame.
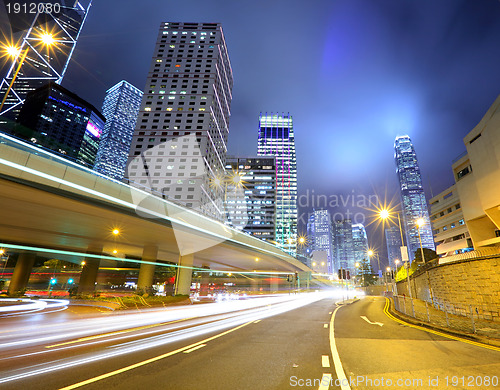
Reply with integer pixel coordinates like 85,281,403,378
0,133,316,294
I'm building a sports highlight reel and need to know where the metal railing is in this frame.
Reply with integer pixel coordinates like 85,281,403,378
392,295,500,338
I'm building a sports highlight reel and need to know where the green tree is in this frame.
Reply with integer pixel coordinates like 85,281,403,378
357,258,377,287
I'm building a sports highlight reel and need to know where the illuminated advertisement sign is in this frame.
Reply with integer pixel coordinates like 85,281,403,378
86,121,101,138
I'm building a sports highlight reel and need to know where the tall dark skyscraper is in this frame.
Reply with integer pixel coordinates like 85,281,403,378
385,226,403,266
257,113,297,255
334,219,354,271
126,22,233,220
394,135,435,261
224,157,276,242
16,82,105,166
94,80,143,180
0,1,91,120
352,223,369,265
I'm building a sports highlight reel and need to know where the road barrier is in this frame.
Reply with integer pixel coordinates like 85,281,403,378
392,295,500,338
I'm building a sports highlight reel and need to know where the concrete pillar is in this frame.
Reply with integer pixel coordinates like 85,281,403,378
199,265,210,297
8,252,36,295
78,245,102,294
137,246,158,293
175,253,194,296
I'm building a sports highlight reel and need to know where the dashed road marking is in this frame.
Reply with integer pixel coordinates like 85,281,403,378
321,355,330,367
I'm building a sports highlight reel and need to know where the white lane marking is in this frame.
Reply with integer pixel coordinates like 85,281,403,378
330,306,352,390
183,344,206,353
318,373,332,390
360,316,384,326
322,355,330,367
254,320,261,323
324,324,328,328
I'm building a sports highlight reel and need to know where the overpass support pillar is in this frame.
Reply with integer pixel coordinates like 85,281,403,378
78,245,102,295
8,252,36,295
137,246,158,293
175,253,194,296
199,265,210,297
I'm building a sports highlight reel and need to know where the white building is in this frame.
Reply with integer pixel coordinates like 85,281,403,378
429,184,472,257
451,95,500,249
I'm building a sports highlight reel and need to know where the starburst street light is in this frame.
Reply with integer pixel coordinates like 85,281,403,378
416,218,425,228
40,33,55,46
1,30,56,113
5,46,20,57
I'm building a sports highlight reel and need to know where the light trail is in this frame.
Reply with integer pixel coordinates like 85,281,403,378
0,292,332,385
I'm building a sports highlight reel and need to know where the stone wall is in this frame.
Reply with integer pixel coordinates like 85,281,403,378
396,256,500,322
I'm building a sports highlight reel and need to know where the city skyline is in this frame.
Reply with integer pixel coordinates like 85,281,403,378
51,0,500,206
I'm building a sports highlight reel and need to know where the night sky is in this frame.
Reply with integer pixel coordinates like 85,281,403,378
5,0,500,259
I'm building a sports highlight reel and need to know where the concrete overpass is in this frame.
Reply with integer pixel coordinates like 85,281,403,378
0,133,315,295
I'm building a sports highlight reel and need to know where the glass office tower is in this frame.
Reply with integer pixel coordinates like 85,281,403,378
257,113,297,255
394,135,435,261
94,80,143,180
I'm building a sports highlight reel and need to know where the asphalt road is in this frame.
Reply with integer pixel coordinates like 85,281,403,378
0,295,499,390
335,296,500,390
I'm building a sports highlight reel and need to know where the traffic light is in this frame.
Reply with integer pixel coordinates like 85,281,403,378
67,278,74,285
338,269,348,280
346,270,351,280
50,278,57,285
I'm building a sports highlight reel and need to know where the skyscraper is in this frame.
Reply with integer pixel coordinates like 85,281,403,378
94,80,143,180
352,223,369,265
126,22,233,220
16,82,105,166
307,209,335,273
0,1,92,120
224,157,276,241
257,113,297,255
334,219,354,271
385,226,403,266
394,135,435,261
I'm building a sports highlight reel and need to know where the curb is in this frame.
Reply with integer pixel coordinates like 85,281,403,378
386,297,500,349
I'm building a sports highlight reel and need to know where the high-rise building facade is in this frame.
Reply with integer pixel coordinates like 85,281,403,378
307,209,334,273
94,80,143,180
394,135,435,261
0,1,91,120
224,157,276,241
125,22,233,220
16,82,105,166
352,223,369,265
333,219,354,271
385,226,403,266
429,184,472,257
257,113,297,255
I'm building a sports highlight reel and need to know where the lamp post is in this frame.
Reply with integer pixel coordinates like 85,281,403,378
378,209,413,301
1,32,56,114
416,218,434,302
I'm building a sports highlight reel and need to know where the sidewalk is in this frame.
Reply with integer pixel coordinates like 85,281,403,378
390,295,500,348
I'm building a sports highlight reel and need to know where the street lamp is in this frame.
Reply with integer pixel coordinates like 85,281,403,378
378,208,413,301
0,32,56,113
416,218,426,263
416,217,434,302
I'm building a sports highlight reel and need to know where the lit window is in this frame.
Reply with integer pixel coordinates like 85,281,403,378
145,107,151,111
